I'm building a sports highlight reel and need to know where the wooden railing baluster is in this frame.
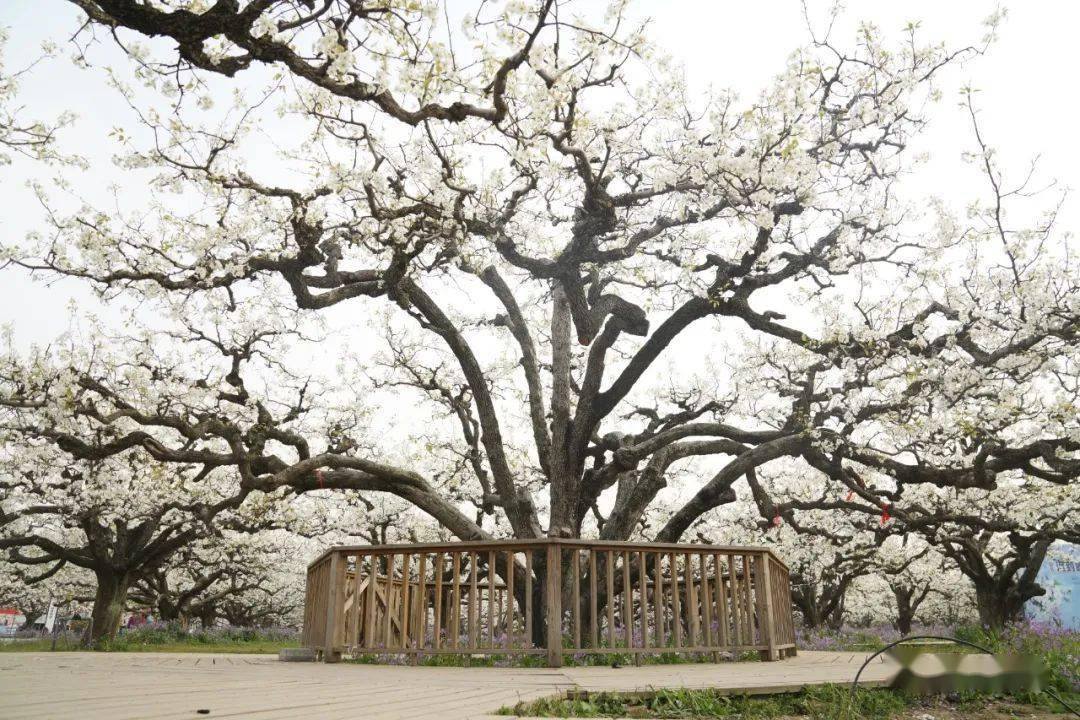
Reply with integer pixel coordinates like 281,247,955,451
383,553,395,651
700,552,712,649
747,557,756,643
524,549,533,650
685,551,698,648
670,552,681,648
589,549,598,649
400,553,411,651
571,550,581,649
622,550,632,651
487,549,496,648
730,554,739,647
713,553,728,649
349,554,363,648
505,551,515,650
433,553,443,651
415,554,427,656
364,553,377,649
322,552,344,662
637,550,647,650
652,551,662,648
605,551,615,648
468,551,478,650
544,542,563,667
451,552,461,649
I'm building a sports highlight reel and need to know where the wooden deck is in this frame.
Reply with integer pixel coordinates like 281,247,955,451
0,651,899,719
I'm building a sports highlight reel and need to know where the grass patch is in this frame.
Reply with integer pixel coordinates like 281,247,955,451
498,685,906,719
0,624,299,654
0,638,298,653
346,651,759,668
497,685,1078,719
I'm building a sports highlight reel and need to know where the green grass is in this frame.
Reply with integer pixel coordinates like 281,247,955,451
497,685,909,719
496,684,1080,719
346,649,762,668
0,637,299,653
0,624,300,654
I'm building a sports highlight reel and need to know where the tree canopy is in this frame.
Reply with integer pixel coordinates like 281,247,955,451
0,1,1076,636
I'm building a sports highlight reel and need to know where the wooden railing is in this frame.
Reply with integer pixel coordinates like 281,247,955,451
301,539,796,666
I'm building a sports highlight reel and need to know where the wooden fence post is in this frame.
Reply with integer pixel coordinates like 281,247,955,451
757,552,778,661
323,551,344,663
545,541,563,667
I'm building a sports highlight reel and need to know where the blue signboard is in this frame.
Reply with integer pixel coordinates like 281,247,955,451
1029,542,1080,630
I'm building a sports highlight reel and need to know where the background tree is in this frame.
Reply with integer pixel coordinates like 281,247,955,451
0,329,320,642
129,532,306,628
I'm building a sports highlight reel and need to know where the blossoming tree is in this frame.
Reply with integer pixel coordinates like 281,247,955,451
1,1,1076,631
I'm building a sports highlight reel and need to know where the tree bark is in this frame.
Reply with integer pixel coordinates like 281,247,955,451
85,569,131,646
891,584,932,635
973,584,1041,629
198,609,216,630
894,591,915,635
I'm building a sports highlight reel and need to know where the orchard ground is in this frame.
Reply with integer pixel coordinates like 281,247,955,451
0,621,1076,719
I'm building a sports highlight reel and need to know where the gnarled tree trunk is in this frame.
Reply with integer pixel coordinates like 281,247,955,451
85,569,131,646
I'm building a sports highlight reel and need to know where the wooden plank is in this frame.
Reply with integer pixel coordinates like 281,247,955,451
571,550,581,649
365,553,377,649
605,551,615,648
525,549,533,649
383,553,396,650
758,552,777,659
416,554,427,653
685,551,698,647
400,553,412,650
545,542,563,667
451,551,462,649
323,552,344,662
350,555,364,647
622,550,632,650
505,551,515,650
728,552,741,647
433,553,443,650
589,549,598,649
638,550,648,649
700,553,712,648
742,553,755,644
309,539,790,570
653,551,662,648
469,551,479,650
714,553,729,649
488,549,496,648
670,552,681,648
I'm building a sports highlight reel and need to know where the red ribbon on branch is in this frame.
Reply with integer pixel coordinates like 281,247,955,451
316,469,325,489
880,504,891,525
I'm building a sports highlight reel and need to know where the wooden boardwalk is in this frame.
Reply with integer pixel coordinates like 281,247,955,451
0,651,899,719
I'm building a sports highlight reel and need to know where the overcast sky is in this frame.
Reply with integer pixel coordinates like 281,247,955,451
2,1,1079,349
